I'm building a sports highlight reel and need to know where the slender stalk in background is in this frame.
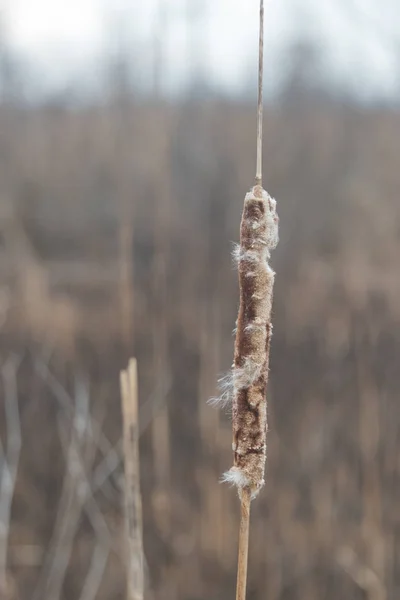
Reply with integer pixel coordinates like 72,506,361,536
0,356,22,598
120,359,144,600
213,2,279,599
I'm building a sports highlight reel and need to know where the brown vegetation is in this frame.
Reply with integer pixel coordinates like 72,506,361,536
0,94,399,599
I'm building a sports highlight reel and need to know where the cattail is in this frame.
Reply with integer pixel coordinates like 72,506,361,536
212,0,279,500
211,2,279,599
223,184,278,498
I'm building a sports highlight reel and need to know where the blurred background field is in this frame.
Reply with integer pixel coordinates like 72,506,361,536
0,1,400,599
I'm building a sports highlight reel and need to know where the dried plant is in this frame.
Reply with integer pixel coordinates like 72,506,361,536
0,356,22,598
31,372,111,600
223,184,278,497
212,2,279,598
120,359,144,600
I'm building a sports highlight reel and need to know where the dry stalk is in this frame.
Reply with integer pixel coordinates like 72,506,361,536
32,376,110,600
337,547,386,600
235,488,251,600
255,0,264,187
120,359,144,600
0,356,22,598
211,2,279,599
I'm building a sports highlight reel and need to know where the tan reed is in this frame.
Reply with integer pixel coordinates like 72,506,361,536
120,358,144,600
212,2,279,598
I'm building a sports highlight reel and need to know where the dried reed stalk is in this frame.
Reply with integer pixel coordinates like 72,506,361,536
212,2,279,599
120,359,144,600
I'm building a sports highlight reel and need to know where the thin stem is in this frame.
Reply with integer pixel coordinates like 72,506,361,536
255,0,264,187
120,359,144,600
235,488,251,600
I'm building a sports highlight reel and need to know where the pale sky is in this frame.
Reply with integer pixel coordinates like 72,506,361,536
2,0,399,100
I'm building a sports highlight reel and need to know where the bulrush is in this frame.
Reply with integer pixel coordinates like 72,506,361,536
210,2,280,599
223,184,278,499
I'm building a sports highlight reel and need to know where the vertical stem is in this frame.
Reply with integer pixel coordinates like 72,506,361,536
0,358,22,597
255,0,264,187
235,488,251,600
120,359,144,600
151,211,171,536
119,217,134,351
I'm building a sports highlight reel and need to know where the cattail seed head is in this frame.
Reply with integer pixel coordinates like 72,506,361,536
224,184,279,499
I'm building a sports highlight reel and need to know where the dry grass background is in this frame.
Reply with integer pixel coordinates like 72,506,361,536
0,92,400,599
